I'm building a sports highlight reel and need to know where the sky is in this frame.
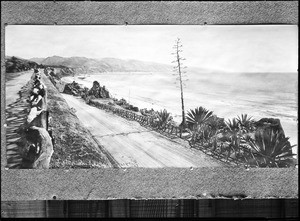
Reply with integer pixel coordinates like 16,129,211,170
5,25,298,73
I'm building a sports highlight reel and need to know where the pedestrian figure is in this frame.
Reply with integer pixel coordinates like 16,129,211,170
33,78,46,90
31,69,40,80
24,126,54,169
27,86,46,124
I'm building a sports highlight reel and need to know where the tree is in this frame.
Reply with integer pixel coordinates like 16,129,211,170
172,38,188,128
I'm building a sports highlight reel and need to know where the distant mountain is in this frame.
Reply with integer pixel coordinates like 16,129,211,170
5,56,39,73
29,56,173,73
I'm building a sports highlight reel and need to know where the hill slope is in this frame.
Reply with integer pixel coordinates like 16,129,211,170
30,56,173,73
5,56,39,73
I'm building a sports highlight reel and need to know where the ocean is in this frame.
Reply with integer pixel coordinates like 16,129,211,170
62,71,298,153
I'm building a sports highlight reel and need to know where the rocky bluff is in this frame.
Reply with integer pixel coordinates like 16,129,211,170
88,81,110,99
63,80,110,99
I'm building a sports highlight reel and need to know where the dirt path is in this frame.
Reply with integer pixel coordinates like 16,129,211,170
62,94,223,168
5,71,33,107
5,71,33,168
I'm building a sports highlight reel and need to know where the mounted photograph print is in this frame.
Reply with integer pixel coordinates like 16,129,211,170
5,25,298,169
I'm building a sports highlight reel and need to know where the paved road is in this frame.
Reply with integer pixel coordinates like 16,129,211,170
62,94,223,168
6,70,33,107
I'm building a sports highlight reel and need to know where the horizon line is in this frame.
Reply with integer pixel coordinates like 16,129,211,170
5,54,298,74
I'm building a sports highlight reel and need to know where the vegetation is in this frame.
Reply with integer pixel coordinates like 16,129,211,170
156,109,174,129
5,56,41,73
248,128,296,167
186,107,214,144
114,98,139,112
236,114,255,133
185,107,297,168
186,107,214,130
48,68,297,168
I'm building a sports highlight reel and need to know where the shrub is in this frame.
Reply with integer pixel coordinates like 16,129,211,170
248,127,296,167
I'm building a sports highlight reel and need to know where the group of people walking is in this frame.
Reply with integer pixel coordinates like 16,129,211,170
27,69,47,124
23,68,53,169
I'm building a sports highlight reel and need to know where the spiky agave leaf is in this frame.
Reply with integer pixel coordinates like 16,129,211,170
207,115,226,135
200,124,215,141
185,128,199,145
248,128,296,167
225,118,240,134
186,107,213,130
237,114,255,132
157,109,173,127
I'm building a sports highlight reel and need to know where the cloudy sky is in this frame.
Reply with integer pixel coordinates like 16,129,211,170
5,25,298,72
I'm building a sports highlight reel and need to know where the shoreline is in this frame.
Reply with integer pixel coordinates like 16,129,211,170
61,74,298,151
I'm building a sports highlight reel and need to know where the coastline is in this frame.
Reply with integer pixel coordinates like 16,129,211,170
61,74,298,154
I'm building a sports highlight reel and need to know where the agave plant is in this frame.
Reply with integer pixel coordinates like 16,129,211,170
224,118,240,136
237,114,255,133
207,115,226,135
156,109,173,128
221,118,245,157
186,128,200,146
201,124,215,141
248,128,296,167
186,107,213,131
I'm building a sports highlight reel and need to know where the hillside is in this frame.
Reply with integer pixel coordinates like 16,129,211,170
5,56,40,73
30,56,173,73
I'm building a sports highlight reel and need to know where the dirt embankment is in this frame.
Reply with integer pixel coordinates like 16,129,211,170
40,74,113,168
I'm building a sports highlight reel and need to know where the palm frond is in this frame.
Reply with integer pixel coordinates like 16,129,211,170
186,106,213,129
225,118,239,133
249,128,296,167
237,114,255,132
156,109,173,127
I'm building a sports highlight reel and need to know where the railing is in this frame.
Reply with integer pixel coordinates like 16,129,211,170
88,99,183,138
88,99,263,168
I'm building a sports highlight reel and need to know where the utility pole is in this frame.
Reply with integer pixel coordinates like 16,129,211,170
172,38,188,129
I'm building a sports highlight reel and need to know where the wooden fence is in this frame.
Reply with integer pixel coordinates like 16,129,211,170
88,99,183,138
87,99,263,168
